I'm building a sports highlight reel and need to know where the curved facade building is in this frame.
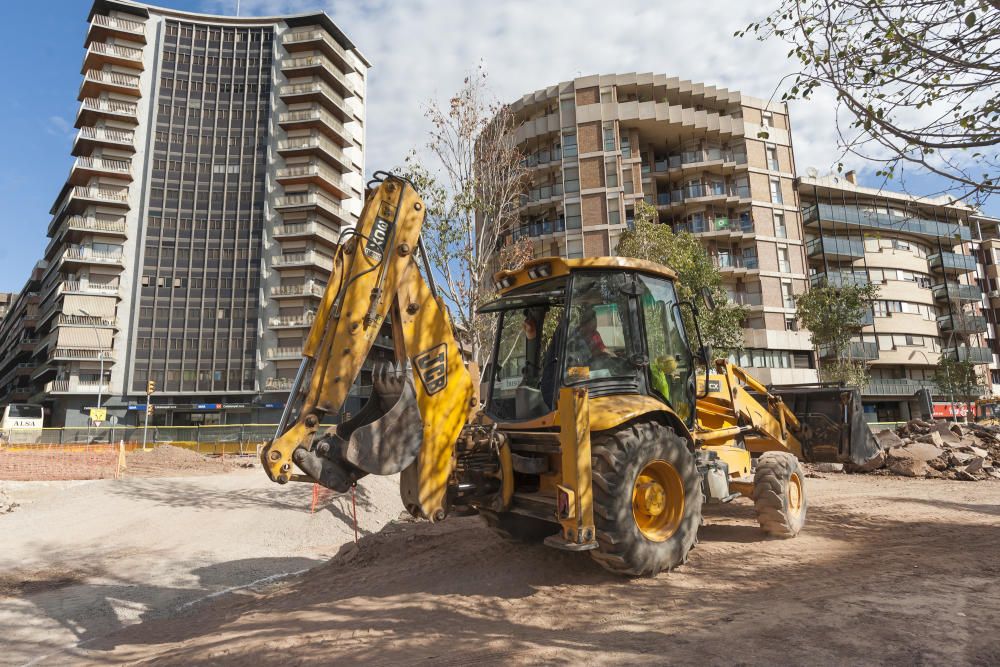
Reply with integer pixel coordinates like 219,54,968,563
0,0,372,426
505,73,816,386
799,173,990,422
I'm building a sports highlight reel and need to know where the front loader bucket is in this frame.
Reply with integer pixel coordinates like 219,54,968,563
329,362,425,475
769,385,881,464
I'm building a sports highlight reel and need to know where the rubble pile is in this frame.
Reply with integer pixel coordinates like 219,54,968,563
850,420,1000,481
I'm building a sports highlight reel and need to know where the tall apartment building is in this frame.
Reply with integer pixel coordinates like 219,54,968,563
798,173,991,422
0,0,371,426
505,73,816,386
970,212,1000,406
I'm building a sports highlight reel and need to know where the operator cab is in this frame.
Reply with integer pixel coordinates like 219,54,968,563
480,258,696,426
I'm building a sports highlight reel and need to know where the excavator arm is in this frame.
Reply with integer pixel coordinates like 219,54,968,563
260,173,475,520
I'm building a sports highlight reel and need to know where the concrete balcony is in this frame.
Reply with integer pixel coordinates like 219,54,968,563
264,377,294,391
807,237,865,261
267,346,303,361
83,41,144,71
929,252,977,274
270,282,325,299
87,14,146,45
283,28,358,76
943,346,993,364
79,69,142,100
50,348,112,361
75,97,138,128
45,379,112,394
59,280,120,298
73,126,135,156
818,342,879,361
276,161,353,199
268,313,317,329
279,79,354,122
68,157,132,185
61,246,126,268
278,106,353,147
272,251,334,272
51,185,130,218
282,56,357,99
937,313,988,334
931,282,982,302
864,379,939,398
54,314,117,329
273,189,350,225
273,221,341,246
57,215,127,239
277,134,352,172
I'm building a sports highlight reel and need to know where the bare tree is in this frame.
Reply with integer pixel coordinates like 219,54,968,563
401,67,531,366
739,0,999,206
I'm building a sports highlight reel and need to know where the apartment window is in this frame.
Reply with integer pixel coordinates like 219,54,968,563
778,246,791,273
600,88,613,104
603,122,616,152
762,111,773,128
785,317,798,332
608,201,621,227
560,99,575,127
565,203,582,230
781,280,795,309
563,167,580,193
766,144,779,171
562,131,578,159
567,238,584,259
769,178,783,204
605,159,618,188
774,212,787,238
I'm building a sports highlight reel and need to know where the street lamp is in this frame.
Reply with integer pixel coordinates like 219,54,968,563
77,308,107,412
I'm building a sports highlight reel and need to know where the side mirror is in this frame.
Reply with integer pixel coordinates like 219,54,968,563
701,287,716,310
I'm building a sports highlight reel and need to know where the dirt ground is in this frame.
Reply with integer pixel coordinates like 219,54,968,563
0,469,403,666
57,474,1000,666
0,445,235,482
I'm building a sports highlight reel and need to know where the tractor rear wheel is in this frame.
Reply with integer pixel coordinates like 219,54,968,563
752,452,807,537
479,509,559,543
590,420,702,576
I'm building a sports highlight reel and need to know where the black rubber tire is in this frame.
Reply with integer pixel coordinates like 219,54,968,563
590,420,703,576
479,509,559,542
752,451,807,537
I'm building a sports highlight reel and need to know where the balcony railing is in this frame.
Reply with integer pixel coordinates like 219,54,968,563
864,379,939,397
78,97,138,119
273,191,347,222
807,237,865,259
283,29,356,74
928,252,977,274
280,78,352,112
282,58,356,97
270,283,326,298
63,247,125,264
712,255,759,270
277,135,350,168
90,14,145,37
521,147,562,168
819,342,879,361
931,283,982,302
810,270,869,288
45,380,112,394
81,69,141,96
55,314,116,327
61,280,119,296
730,292,763,306
75,126,135,149
943,346,993,364
273,221,341,244
86,41,143,62
936,313,987,334
278,107,351,145
512,218,566,240
268,313,316,328
803,203,970,242
676,215,754,235
73,156,131,176
519,184,563,205
276,162,351,195
267,347,303,360
272,252,334,271
52,348,108,360
265,377,294,390
651,148,748,173
61,215,127,235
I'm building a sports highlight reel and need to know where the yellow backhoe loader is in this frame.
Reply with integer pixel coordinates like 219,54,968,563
262,173,879,576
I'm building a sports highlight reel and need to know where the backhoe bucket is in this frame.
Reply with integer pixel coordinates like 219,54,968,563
769,385,881,464
326,362,425,476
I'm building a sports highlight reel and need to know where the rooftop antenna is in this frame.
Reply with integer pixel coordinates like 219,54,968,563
236,0,240,16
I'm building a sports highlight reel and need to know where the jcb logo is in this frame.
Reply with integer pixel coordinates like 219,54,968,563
414,344,448,396
364,217,391,262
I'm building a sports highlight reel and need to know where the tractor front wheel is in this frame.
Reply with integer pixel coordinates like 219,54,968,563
752,452,807,537
590,420,702,576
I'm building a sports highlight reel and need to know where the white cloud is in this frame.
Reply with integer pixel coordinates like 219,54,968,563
205,0,876,180
45,115,74,141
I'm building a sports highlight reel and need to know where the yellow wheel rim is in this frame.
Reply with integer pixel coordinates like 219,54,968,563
632,460,684,542
787,472,804,517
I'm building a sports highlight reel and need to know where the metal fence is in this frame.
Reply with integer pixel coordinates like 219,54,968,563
0,423,281,455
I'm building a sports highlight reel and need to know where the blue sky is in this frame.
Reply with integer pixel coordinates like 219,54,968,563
0,0,994,293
